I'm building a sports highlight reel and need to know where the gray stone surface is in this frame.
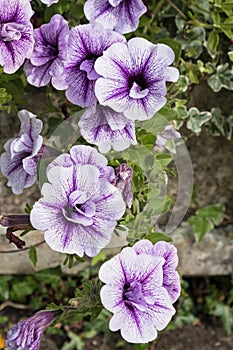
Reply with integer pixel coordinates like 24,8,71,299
0,224,232,276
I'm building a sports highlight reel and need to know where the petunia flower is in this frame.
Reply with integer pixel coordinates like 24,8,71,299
95,37,179,121
0,110,43,194
84,0,147,34
47,144,116,182
54,22,125,107
0,0,34,73
155,125,181,147
30,146,126,257
78,105,137,153
99,245,176,343
6,309,60,350
24,14,69,88
133,239,181,303
39,0,59,6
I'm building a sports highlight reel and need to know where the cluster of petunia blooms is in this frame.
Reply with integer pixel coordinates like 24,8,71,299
1,0,181,348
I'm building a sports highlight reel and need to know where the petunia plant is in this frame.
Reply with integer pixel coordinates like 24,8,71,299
0,0,207,348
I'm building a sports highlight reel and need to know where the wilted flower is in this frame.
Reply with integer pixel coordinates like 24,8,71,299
0,110,43,194
78,105,137,153
133,239,181,303
114,161,133,208
24,14,69,88
30,145,126,257
54,22,125,107
99,243,176,343
6,310,60,350
95,38,179,121
155,125,181,147
84,0,147,34
0,0,34,73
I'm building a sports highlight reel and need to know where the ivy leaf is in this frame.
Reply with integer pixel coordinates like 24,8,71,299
145,231,172,244
29,246,37,268
208,63,233,92
187,107,212,134
188,216,214,241
210,302,233,335
196,204,225,226
61,331,85,350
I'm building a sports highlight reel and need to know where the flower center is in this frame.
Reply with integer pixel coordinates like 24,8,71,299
62,190,96,226
123,281,147,311
1,23,25,42
128,75,149,99
80,53,100,80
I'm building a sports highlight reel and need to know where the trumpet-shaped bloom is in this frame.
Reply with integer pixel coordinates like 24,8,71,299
24,14,69,88
54,22,125,107
133,239,181,303
95,38,179,121
84,0,147,34
0,110,43,194
0,0,34,73
30,146,126,257
78,105,137,153
99,245,176,343
6,310,60,350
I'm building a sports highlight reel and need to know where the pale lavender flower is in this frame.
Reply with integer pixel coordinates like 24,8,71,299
113,161,133,208
156,125,181,147
6,310,60,350
54,22,125,107
78,105,137,153
95,38,179,121
84,0,147,34
40,0,59,6
0,110,43,194
99,245,176,343
133,239,181,303
24,14,69,88
0,0,34,74
47,145,115,182
30,146,126,257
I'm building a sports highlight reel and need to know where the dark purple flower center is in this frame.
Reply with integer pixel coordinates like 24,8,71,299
128,74,149,99
123,281,147,311
63,192,96,226
80,53,100,80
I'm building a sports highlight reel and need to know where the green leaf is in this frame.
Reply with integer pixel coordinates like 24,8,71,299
188,216,214,241
91,250,107,266
211,302,233,335
61,331,85,350
145,231,172,244
46,302,64,312
29,246,38,268
228,51,233,61
208,64,233,92
207,30,219,55
187,108,212,134
196,204,225,226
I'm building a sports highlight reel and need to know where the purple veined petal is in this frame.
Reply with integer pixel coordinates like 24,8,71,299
78,105,137,153
0,31,34,74
0,150,36,194
146,287,176,331
100,284,124,313
91,178,126,220
94,41,131,80
99,253,124,285
109,305,158,343
165,66,179,82
23,155,39,176
84,0,147,34
152,241,179,271
0,0,34,23
47,153,74,171
24,60,52,87
18,110,43,140
133,239,154,255
65,68,97,107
